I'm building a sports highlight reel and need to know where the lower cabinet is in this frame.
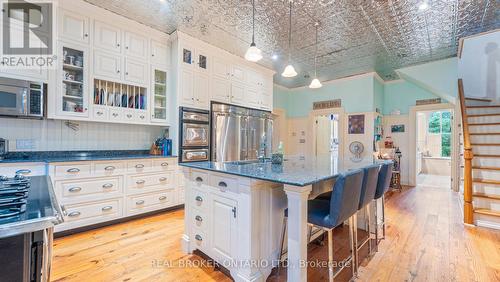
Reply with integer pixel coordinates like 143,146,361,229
210,194,238,264
50,158,182,232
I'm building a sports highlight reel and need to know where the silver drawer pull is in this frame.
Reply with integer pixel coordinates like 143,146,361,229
218,181,228,188
195,215,203,222
136,200,145,205
66,168,80,173
159,177,167,182
136,180,146,185
195,234,203,241
112,113,119,117
195,177,203,182
161,162,169,167
97,111,103,115
68,211,81,217
68,187,82,193
159,196,167,201
102,183,114,189
104,166,116,171
15,169,32,175
101,206,113,211
195,196,203,202
127,114,133,118
135,164,145,169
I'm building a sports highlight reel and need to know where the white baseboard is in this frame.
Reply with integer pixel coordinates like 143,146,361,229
475,219,500,230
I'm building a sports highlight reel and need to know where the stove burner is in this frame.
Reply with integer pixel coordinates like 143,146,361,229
0,175,31,218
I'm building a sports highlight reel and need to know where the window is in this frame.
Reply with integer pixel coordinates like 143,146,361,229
428,111,452,157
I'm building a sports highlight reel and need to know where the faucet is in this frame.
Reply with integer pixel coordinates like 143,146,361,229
258,135,267,162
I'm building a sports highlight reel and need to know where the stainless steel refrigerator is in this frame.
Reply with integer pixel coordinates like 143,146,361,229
211,103,273,162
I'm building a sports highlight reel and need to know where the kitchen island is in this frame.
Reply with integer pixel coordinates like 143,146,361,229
180,157,386,282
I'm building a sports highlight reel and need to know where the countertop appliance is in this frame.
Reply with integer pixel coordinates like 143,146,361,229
0,77,45,119
0,175,63,282
0,138,7,160
179,107,210,163
212,103,273,162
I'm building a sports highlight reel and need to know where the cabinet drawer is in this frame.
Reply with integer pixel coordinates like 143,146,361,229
54,164,91,178
191,207,207,232
59,177,121,199
127,160,153,173
127,172,174,194
64,198,122,222
93,162,125,176
190,171,209,185
92,106,108,120
191,188,208,211
152,159,176,172
0,163,46,177
135,110,149,123
126,191,173,216
210,174,238,194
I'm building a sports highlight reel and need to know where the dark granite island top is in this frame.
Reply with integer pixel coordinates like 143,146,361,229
179,157,391,187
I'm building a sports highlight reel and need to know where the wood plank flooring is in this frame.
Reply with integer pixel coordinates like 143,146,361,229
52,183,500,282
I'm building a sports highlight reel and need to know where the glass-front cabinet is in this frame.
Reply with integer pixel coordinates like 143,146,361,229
58,42,89,117
151,67,168,124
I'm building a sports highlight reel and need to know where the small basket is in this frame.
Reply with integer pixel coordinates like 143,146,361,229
271,153,284,165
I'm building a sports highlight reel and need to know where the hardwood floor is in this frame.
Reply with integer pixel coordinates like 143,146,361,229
52,184,500,282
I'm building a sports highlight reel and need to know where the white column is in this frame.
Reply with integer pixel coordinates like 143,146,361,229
284,184,312,282
181,169,192,253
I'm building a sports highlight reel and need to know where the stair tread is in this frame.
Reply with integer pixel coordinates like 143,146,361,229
470,132,500,135
474,208,500,217
473,193,500,200
472,143,500,146
465,97,492,102
466,105,500,108
474,154,500,158
469,122,500,126
468,113,500,117
472,166,500,171
473,178,500,185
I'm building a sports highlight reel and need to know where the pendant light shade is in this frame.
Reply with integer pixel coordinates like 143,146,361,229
282,1,297,78
309,22,322,89
245,0,262,62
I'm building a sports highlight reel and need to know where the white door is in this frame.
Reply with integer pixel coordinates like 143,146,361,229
211,194,237,264
93,50,122,80
124,32,148,59
231,82,246,105
124,58,148,85
194,73,209,109
211,76,231,103
58,9,89,44
231,64,246,84
179,67,195,106
151,40,169,67
212,56,231,80
94,21,122,53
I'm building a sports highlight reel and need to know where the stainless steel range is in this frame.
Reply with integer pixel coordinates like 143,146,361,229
0,174,30,218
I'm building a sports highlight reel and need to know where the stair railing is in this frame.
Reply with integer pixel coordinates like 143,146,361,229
458,79,474,224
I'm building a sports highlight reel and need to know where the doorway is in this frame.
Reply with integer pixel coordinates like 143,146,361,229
415,109,453,188
314,113,340,158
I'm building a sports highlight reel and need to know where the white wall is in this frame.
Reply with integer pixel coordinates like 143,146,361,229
0,118,165,152
460,30,500,101
383,115,410,185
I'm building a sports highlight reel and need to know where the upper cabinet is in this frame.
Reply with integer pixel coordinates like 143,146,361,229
58,9,90,44
94,21,122,53
124,32,149,59
151,40,170,67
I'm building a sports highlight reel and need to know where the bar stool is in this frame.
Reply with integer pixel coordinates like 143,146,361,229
279,169,365,281
353,164,380,272
374,162,393,244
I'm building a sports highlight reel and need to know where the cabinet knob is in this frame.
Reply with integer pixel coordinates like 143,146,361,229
127,114,133,118
102,206,113,211
140,115,145,119
126,46,129,50
195,215,203,222
126,72,129,75
117,43,120,47
195,234,203,242
117,70,120,73
84,33,89,37
97,111,103,115
195,196,203,202
112,113,119,117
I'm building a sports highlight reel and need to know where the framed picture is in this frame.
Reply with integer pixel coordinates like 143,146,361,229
391,124,405,133
348,114,365,134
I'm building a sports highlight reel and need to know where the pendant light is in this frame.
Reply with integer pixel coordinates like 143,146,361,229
245,0,263,62
282,0,297,78
309,22,322,89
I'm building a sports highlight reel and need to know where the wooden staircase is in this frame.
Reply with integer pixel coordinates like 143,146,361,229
459,80,500,228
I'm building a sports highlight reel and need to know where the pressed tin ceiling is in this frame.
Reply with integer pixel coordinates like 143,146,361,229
84,0,500,88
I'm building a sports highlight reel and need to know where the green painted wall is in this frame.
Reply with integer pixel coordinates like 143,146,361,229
373,78,385,113
273,85,289,110
383,80,440,115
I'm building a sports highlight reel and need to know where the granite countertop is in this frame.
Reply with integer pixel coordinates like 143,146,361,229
180,157,392,187
0,176,63,238
0,150,178,164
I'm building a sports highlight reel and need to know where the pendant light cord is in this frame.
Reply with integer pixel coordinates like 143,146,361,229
314,23,318,77
252,0,255,44
288,0,292,61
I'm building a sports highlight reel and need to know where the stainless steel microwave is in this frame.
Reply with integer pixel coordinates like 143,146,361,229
0,77,45,119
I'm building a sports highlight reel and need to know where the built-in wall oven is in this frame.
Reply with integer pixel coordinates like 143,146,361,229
0,77,45,119
179,107,210,163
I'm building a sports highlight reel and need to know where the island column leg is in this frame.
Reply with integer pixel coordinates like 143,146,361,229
284,184,312,282
181,169,192,254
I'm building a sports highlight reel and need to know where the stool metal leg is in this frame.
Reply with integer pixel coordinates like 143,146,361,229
382,195,386,239
348,216,356,279
366,204,373,256
327,229,334,282
352,213,358,275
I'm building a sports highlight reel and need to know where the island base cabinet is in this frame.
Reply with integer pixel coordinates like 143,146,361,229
210,194,238,266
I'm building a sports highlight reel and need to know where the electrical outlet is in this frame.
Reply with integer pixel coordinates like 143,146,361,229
16,139,36,150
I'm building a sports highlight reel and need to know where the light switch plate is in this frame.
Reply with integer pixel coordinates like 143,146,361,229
16,139,36,150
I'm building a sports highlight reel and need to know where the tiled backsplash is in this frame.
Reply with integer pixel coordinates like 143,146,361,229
0,118,165,152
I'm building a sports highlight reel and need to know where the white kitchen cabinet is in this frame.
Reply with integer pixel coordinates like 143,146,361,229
124,32,149,59
93,50,122,80
194,72,209,108
0,163,46,177
231,64,246,84
151,40,169,67
212,56,231,80
195,48,210,73
59,8,90,44
210,194,238,264
230,82,246,105
179,66,209,109
94,21,122,53
211,76,231,103
124,57,148,85
151,67,169,124
245,87,260,109
179,67,195,106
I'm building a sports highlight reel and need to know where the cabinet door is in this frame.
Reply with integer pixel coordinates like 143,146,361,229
180,42,195,67
94,21,122,53
59,42,89,118
210,194,237,264
212,56,230,79
124,58,148,85
194,73,209,110
231,82,246,105
245,87,260,109
151,68,168,124
124,32,148,59
151,40,169,66
211,76,231,103
58,9,89,44
179,67,195,106
195,49,209,73
231,64,246,84
93,50,121,80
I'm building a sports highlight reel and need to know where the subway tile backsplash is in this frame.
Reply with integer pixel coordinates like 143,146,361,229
0,118,165,152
